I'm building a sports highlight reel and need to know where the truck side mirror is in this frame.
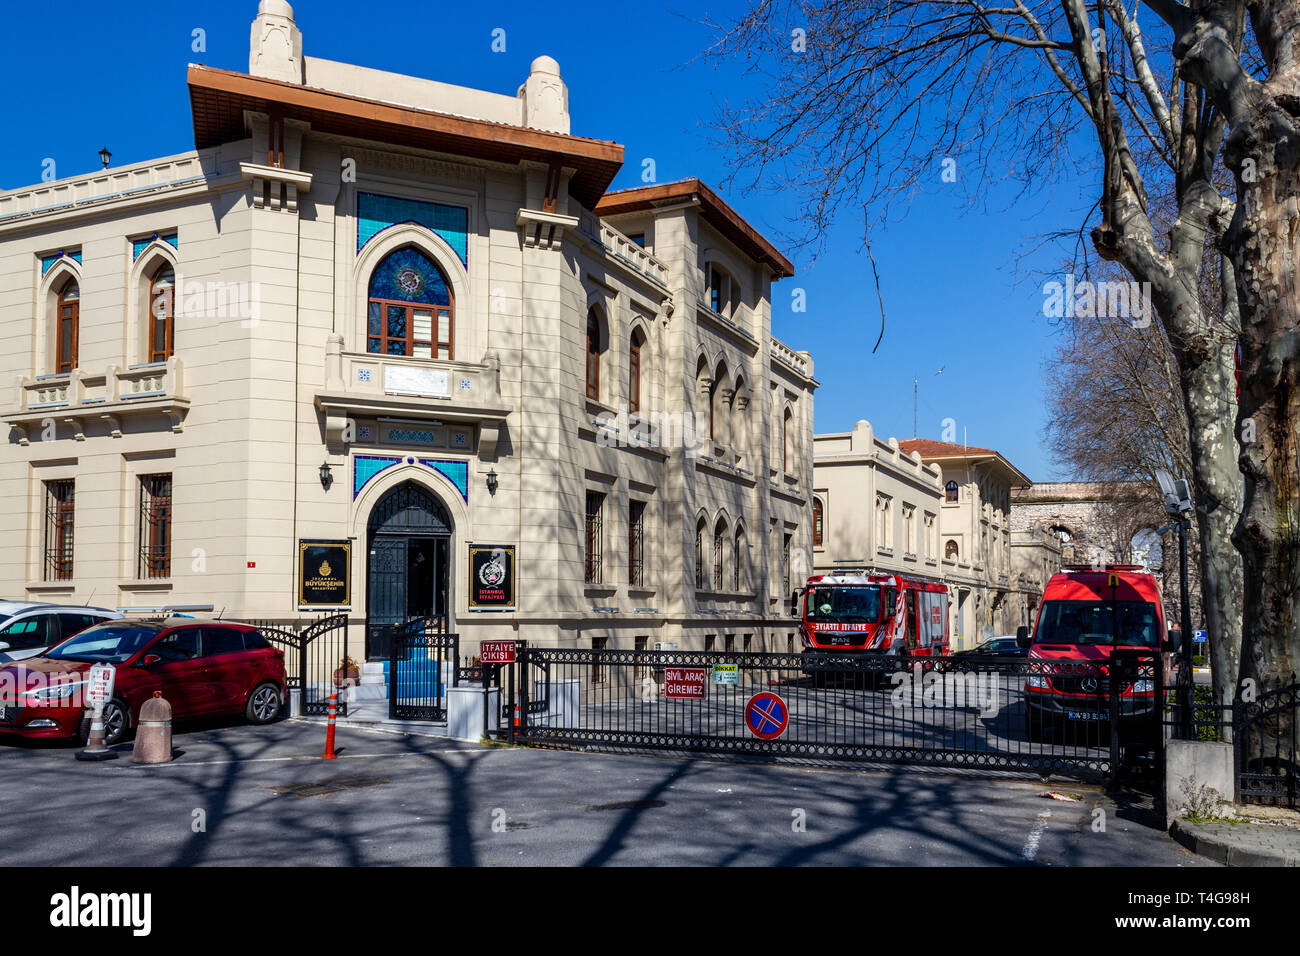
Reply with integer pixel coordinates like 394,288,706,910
1015,625,1031,648
1163,628,1180,653
789,592,800,617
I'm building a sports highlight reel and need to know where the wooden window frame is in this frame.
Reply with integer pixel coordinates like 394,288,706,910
367,296,454,360
56,282,79,374
629,338,642,413
148,269,175,363
586,310,602,401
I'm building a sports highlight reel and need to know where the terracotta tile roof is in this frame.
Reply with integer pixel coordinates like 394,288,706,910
897,438,998,458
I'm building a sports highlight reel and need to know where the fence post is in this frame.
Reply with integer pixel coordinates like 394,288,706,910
512,642,522,738
1109,656,1122,784
507,647,516,745
388,623,400,721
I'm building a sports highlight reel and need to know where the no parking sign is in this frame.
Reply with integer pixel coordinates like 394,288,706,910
745,692,789,740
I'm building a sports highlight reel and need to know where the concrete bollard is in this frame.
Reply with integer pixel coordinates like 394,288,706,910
131,693,173,764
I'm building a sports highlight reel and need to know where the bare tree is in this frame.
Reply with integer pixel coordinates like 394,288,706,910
700,0,1300,701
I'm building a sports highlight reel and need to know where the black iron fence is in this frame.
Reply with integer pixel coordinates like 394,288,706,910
242,613,351,717
389,618,459,721
1235,675,1298,809
509,647,1163,782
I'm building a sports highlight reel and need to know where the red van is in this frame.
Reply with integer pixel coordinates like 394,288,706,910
1017,565,1171,741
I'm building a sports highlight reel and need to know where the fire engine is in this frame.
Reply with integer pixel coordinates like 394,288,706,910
796,571,950,657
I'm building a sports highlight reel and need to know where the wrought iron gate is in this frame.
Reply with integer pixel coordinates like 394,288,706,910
1235,676,1298,809
390,617,459,721
246,613,351,717
510,646,1164,782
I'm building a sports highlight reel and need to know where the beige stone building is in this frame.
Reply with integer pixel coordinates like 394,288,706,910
812,427,1047,648
0,2,816,666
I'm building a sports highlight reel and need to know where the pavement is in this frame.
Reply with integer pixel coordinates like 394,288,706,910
1171,808,1300,866
0,716,1213,866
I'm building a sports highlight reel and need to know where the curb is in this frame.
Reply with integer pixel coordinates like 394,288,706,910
1170,818,1300,867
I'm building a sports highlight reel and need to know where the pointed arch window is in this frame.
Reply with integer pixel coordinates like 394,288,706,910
56,279,80,374
629,328,645,413
586,309,602,400
368,248,454,359
148,266,175,363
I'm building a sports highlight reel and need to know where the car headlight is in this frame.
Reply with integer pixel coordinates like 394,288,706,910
1027,675,1050,689
21,681,84,702
1131,679,1154,693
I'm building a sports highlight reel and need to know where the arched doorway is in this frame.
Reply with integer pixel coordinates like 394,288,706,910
366,481,452,660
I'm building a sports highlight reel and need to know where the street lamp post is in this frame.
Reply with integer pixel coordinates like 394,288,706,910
1156,470,1195,739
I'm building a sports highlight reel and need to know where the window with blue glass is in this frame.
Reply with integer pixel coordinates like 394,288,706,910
367,248,454,359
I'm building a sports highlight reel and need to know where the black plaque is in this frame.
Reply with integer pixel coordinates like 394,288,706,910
299,540,351,607
469,544,515,610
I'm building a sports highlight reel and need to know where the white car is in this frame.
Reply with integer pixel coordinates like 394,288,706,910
0,602,124,663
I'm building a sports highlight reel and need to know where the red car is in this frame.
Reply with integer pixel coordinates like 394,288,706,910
0,619,286,746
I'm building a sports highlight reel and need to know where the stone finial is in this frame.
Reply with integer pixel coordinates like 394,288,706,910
518,55,570,134
250,0,304,84
851,419,873,451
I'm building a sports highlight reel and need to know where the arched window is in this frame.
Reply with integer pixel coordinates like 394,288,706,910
629,328,645,413
813,498,824,547
586,308,602,400
945,539,959,560
713,517,728,591
782,407,794,473
56,279,80,374
367,248,453,359
944,481,959,503
695,516,707,589
148,265,175,363
733,527,746,591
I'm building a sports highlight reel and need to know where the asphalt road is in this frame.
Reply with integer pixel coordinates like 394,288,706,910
0,718,1212,866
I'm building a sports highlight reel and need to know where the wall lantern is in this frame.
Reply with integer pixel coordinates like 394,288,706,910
486,468,498,495
98,147,112,169
319,461,333,491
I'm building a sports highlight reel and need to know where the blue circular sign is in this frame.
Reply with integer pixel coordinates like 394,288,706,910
745,692,789,740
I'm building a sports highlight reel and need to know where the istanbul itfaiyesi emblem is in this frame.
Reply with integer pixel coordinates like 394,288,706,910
479,553,506,588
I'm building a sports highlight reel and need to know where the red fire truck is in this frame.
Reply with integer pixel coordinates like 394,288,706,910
797,571,950,657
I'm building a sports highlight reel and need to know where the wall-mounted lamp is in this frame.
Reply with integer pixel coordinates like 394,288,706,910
98,147,112,169
319,461,333,491
486,468,498,495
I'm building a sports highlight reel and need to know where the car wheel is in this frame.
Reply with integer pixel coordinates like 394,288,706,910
83,698,130,747
1025,710,1052,743
246,682,283,725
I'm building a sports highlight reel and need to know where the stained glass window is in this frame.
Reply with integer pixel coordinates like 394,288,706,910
366,248,453,358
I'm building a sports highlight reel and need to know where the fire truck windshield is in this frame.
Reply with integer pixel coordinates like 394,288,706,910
807,586,882,624
1033,600,1161,647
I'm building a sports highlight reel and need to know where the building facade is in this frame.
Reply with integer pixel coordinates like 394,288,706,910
0,2,816,665
812,427,1045,647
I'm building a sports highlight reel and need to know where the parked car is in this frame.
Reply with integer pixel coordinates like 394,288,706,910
0,602,123,663
0,619,286,746
953,636,1028,658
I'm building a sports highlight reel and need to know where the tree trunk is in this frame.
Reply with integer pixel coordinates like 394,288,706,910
1178,335,1244,711
1223,94,1300,694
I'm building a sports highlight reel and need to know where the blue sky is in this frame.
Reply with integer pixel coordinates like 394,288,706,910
0,0,1101,480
